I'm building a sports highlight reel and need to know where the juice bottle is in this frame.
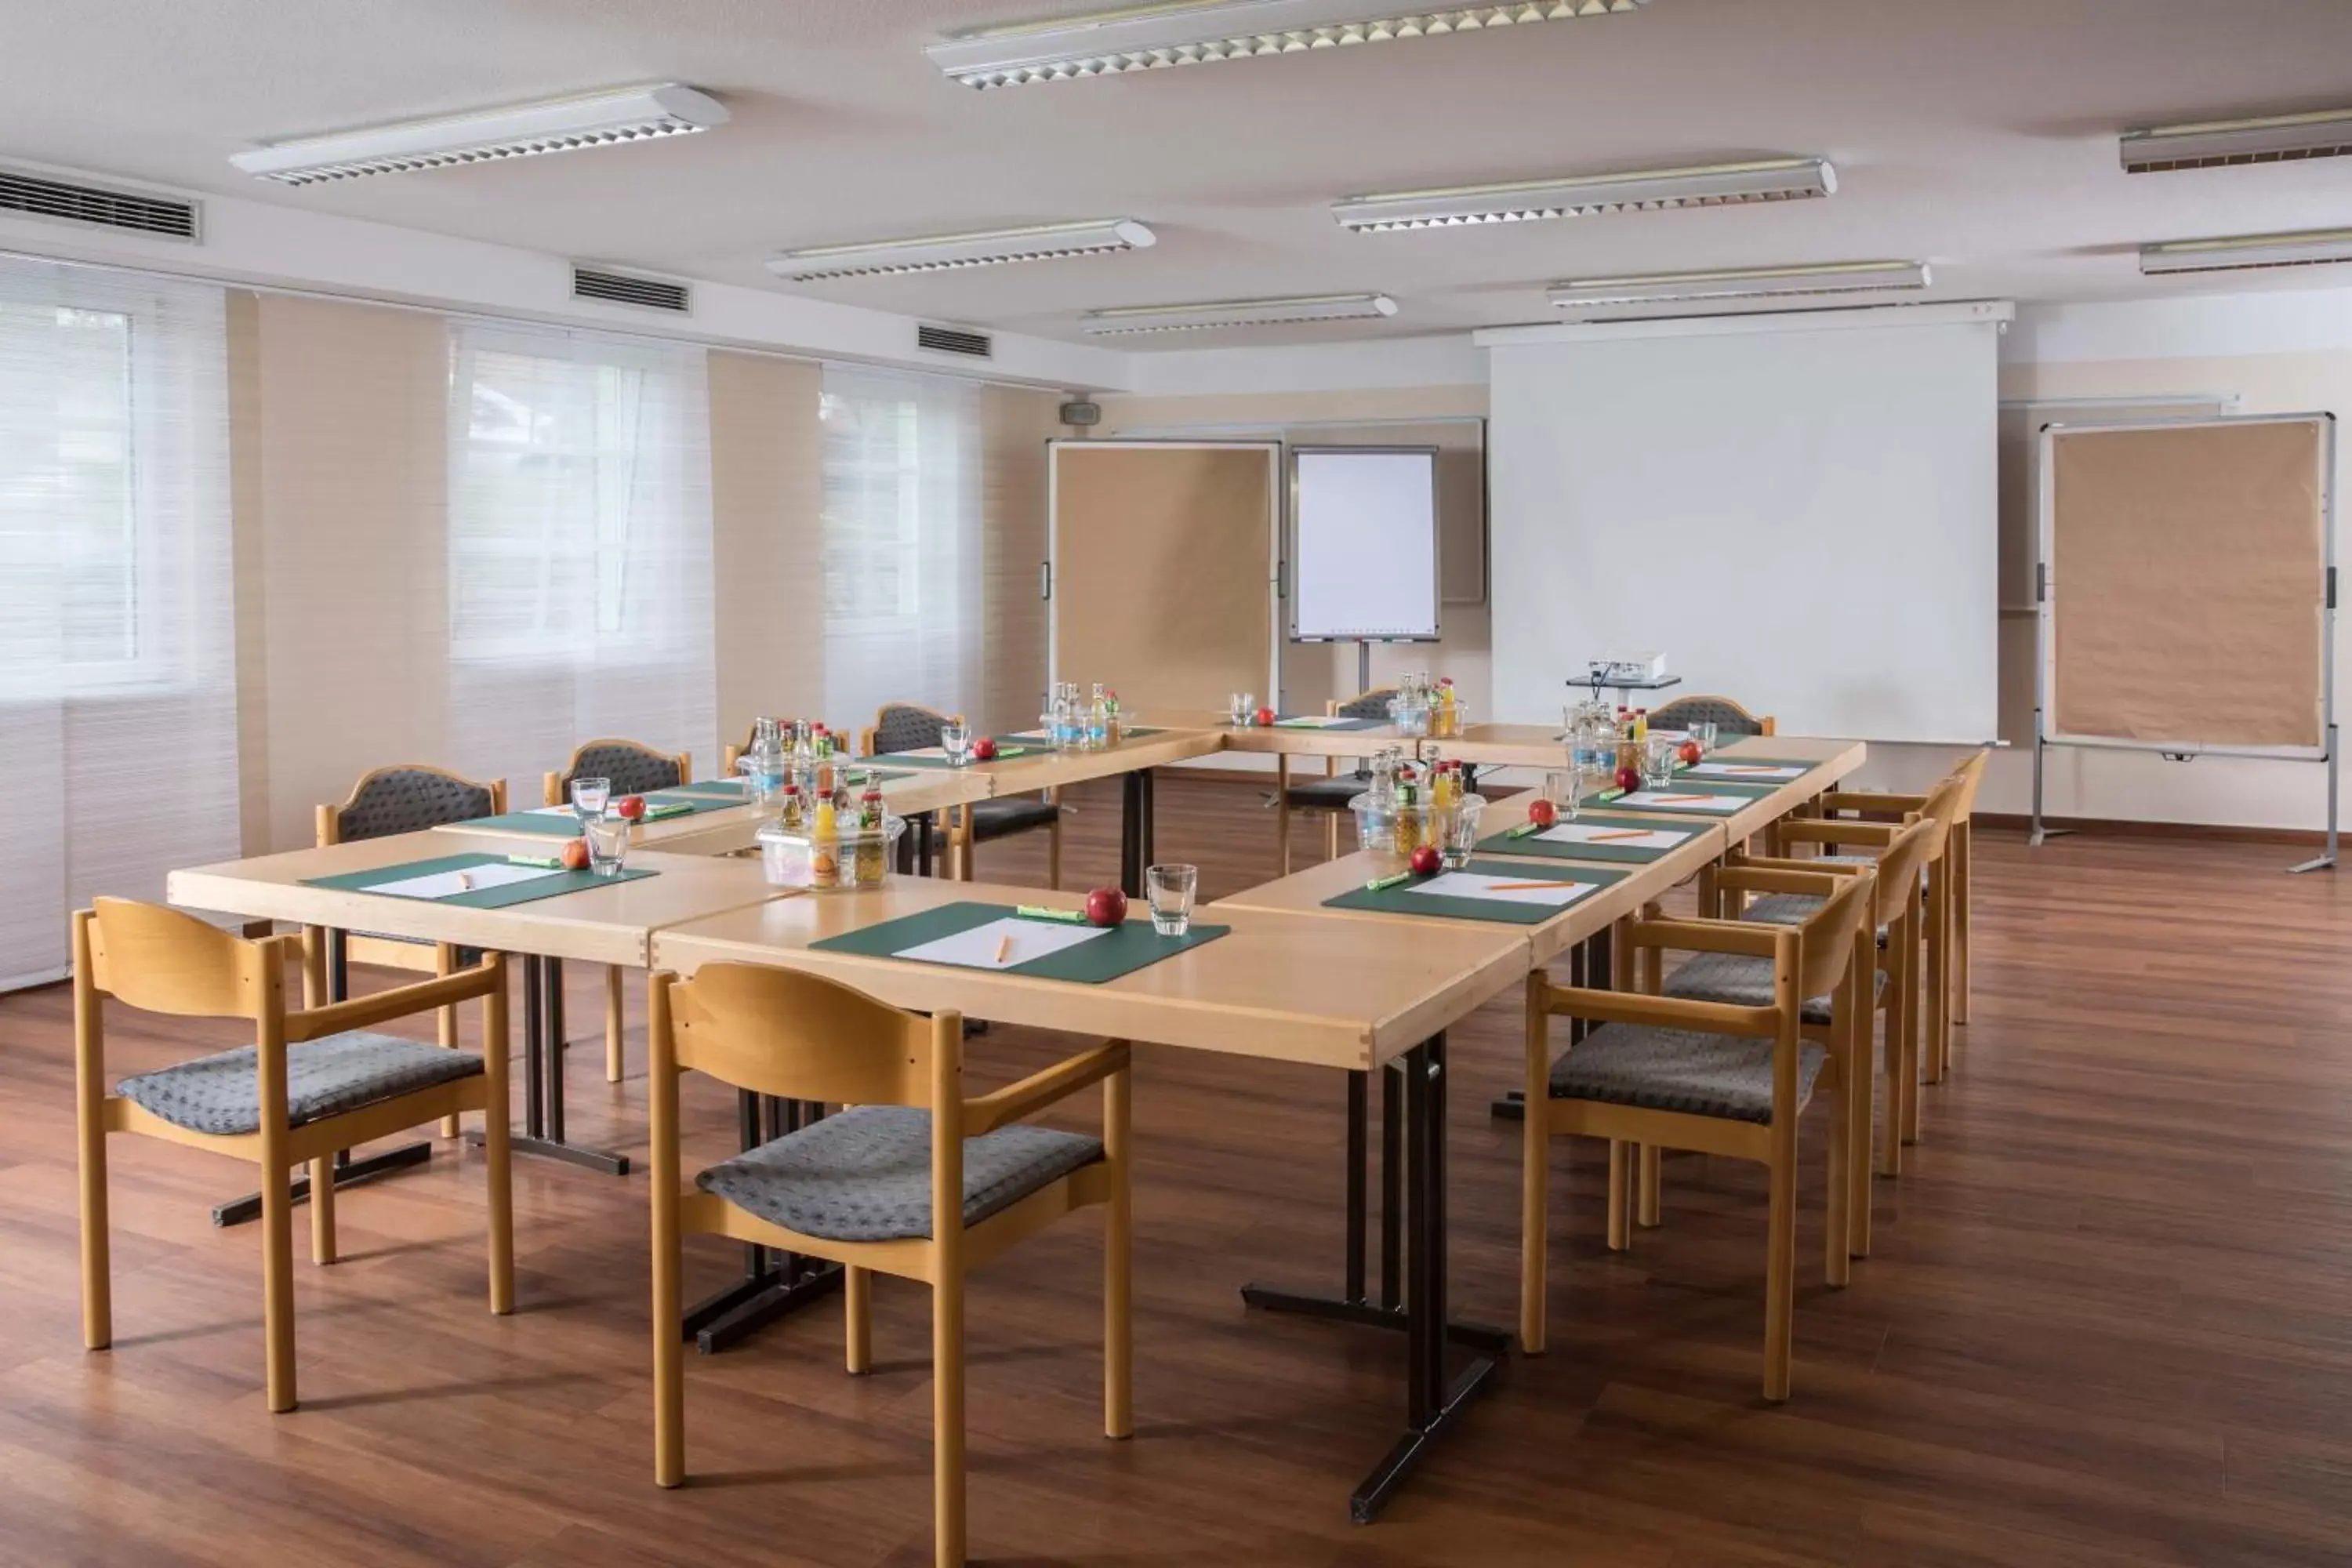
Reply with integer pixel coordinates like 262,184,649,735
1105,688,1123,746
810,797,840,889
1395,777,1422,855
855,786,887,884
1436,677,1457,738
779,783,804,834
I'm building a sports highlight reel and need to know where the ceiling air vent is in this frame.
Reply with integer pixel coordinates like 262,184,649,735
571,264,691,314
918,323,993,358
0,165,200,241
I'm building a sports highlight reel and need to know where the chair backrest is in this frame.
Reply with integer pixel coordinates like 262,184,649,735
1795,867,1878,1003
1650,695,1773,737
655,961,948,1109
1947,748,1991,822
866,702,959,757
1909,768,1973,858
1331,687,1398,721
321,764,505,846
1867,818,1938,927
79,897,276,1022
553,739,688,801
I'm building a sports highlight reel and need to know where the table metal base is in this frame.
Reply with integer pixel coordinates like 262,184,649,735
1240,1034,1504,1523
466,953,630,1175
681,1094,843,1353
1119,768,1157,898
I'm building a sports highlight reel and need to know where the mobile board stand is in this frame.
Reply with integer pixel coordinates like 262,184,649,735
2032,411,2337,873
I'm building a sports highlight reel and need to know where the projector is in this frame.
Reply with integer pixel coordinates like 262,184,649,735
1587,653,1668,685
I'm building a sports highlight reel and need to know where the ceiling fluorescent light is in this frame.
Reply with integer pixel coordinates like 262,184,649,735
1333,157,1834,232
769,219,1156,281
930,0,1649,90
2140,228,2352,277
1548,260,1929,311
1082,292,1399,335
2122,108,2352,173
229,84,728,186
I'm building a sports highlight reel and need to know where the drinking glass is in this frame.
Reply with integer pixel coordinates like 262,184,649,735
940,720,971,764
1693,720,1719,754
1544,768,1579,824
584,812,630,877
1145,863,1198,936
571,776,611,822
1439,797,1484,868
1644,735,1679,789
1229,692,1255,728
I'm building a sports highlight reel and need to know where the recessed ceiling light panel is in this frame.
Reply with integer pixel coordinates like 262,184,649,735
768,219,1157,281
2140,228,2352,276
229,84,728,186
1334,157,1835,232
1082,292,1399,334
2122,108,2352,173
930,1,1650,89
1548,260,1929,312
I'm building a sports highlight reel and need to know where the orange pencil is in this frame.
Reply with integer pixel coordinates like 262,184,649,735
1646,793,1710,804
1587,829,1652,842
994,934,1013,964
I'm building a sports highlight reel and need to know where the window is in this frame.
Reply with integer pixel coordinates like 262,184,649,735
446,325,715,794
0,259,238,989
818,366,984,729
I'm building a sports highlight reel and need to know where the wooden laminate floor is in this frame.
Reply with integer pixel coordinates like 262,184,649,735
5,775,2351,1566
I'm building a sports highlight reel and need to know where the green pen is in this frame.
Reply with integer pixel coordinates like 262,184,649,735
1504,820,1542,839
506,854,564,869
1014,904,1087,923
1364,870,1413,891
1597,787,1627,802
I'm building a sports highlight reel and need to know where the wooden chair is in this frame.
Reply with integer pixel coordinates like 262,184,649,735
858,702,1063,887
1519,869,1877,1400
1647,694,1776,738
1811,750,1989,1102
544,739,690,1084
1276,687,1396,873
648,964,1131,1566
1682,818,1939,1251
73,898,513,1413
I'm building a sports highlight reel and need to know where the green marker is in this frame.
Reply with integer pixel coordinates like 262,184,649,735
1504,820,1542,839
1364,870,1413,892
506,855,564,869
1014,904,1087,923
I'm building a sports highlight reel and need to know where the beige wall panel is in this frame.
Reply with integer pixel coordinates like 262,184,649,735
982,387,1063,733
709,350,823,748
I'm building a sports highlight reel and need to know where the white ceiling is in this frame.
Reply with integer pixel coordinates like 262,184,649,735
7,0,2352,349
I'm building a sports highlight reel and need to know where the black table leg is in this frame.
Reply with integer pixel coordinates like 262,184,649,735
469,952,630,1175
213,927,434,1227
682,1091,844,1352
1240,1035,1507,1523
918,810,935,877
1120,771,1145,895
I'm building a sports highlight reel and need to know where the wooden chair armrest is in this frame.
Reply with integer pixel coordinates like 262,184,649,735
1727,854,1871,879
1820,790,1925,818
1622,916,1784,960
284,956,503,1043
1539,985,1777,1038
964,1040,1131,1136
1712,866,1846,898
1772,818,1906,848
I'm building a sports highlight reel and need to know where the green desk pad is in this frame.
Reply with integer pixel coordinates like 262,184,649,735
1576,776,1780,811
666,779,751,799
452,789,735,837
1475,811,1711,864
811,901,1229,984
302,851,656,908
1322,858,1628,925
869,748,1022,770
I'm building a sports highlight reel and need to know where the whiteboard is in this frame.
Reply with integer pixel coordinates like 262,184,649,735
1486,314,2001,743
1289,446,1441,641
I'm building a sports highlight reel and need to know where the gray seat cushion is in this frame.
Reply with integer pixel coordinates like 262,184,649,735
967,795,1060,841
1664,949,1887,1026
1548,1022,1826,1124
697,1103,1102,1243
1285,774,1367,811
116,1031,483,1137
1740,891,1891,945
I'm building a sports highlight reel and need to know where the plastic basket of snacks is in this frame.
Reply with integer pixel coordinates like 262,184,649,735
756,807,906,890
1350,787,1486,869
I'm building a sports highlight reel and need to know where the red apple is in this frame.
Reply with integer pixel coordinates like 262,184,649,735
1410,844,1443,876
1677,739,1703,767
1613,765,1641,794
1254,706,1276,728
1527,798,1558,827
970,737,998,761
560,838,590,871
1084,887,1129,927
615,795,647,821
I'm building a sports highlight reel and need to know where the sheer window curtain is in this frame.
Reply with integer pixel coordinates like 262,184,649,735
0,258,239,989
446,325,717,793
819,366,985,734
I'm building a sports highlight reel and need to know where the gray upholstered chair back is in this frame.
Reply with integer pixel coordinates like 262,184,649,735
564,741,683,797
1649,696,1766,737
873,703,951,756
336,768,497,842
1338,687,1399,720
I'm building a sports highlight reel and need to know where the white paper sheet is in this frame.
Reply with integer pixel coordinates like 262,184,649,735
1615,790,1750,812
1536,822,1691,850
895,916,1113,971
361,862,566,901
525,805,579,817
1686,761,1804,780
1403,871,1595,908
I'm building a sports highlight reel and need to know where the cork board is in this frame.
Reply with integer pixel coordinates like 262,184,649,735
2048,417,2328,751
1049,441,1278,715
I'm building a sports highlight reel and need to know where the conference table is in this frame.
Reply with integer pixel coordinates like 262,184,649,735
162,723,1870,1525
